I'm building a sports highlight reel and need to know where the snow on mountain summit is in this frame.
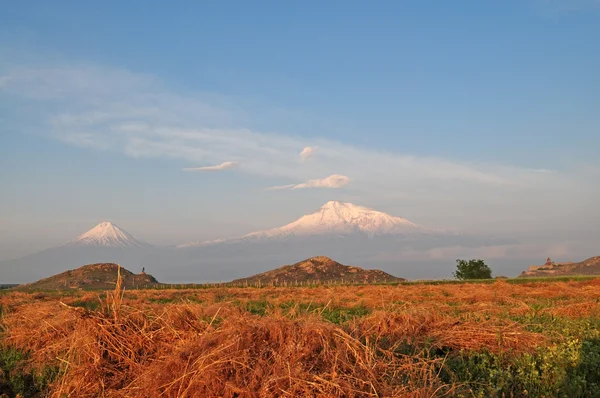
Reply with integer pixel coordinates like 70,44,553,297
66,222,150,248
245,200,422,238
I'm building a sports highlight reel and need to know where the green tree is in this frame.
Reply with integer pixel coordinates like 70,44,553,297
453,259,492,280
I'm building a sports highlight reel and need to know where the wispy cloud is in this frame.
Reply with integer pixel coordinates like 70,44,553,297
2,59,597,237
294,174,350,189
183,161,239,172
0,63,527,188
266,184,296,191
299,146,315,161
268,174,350,190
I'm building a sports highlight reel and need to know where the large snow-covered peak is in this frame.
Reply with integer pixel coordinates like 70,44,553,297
178,201,425,247
66,222,150,248
244,201,422,239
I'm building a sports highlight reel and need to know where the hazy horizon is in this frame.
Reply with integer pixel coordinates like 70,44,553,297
2,1,599,276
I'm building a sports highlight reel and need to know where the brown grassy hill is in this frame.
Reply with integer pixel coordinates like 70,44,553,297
232,256,406,284
519,256,600,277
17,263,159,290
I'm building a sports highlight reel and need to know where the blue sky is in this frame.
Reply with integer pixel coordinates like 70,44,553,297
1,1,599,262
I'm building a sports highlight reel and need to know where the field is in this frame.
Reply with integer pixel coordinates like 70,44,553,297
1,278,600,397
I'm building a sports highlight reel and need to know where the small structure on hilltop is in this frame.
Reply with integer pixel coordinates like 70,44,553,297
16,263,160,290
519,256,600,278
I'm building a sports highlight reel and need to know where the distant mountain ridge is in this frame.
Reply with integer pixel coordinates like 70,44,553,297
232,256,406,284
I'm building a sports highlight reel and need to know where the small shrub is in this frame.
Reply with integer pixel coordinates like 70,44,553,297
454,259,492,280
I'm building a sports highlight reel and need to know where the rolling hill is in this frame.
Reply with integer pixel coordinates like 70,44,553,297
232,256,406,284
17,263,159,290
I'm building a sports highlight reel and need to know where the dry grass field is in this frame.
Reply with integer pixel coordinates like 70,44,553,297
1,276,600,397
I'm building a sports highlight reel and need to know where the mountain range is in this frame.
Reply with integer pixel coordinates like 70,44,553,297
0,201,509,284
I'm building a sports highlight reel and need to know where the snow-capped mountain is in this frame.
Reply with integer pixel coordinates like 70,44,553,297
0,222,156,283
246,201,422,238
180,201,424,247
66,222,150,248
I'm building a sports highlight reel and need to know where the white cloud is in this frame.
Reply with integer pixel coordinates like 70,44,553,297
294,174,350,189
299,146,315,161
183,161,239,172
268,174,350,190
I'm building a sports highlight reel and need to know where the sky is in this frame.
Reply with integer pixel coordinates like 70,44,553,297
1,1,599,263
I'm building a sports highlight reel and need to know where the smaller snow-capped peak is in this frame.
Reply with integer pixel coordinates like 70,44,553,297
66,222,150,248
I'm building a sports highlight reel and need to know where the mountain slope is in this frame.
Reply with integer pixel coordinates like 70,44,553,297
519,256,600,277
232,256,406,284
17,263,159,290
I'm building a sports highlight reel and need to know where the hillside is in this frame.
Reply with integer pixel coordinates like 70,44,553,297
17,263,159,290
232,256,406,284
519,256,600,277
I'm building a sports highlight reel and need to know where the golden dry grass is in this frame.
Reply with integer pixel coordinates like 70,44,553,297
1,277,599,397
